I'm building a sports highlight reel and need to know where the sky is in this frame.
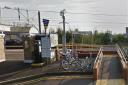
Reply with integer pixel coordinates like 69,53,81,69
0,0,128,34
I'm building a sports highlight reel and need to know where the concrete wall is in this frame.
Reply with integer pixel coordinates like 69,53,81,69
23,36,34,63
0,34,5,62
5,49,24,61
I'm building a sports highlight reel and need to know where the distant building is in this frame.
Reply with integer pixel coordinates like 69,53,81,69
0,25,10,31
73,31,92,35
0,24,31,45
50,33,58,47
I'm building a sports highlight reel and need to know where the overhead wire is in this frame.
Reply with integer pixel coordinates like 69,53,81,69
66,12,128,16
1,6,128,29
2,7,128,16
0,16,127,25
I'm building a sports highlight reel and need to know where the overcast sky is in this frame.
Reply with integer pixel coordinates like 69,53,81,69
0,0,128,33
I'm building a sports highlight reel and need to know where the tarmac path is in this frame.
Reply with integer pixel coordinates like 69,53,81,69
96,55,125,85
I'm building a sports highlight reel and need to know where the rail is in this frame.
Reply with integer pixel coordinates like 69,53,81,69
116,44,128,80
5,45,23,49
93,47,103,80
0,72,92,85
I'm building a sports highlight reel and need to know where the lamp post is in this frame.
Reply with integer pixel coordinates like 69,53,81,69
60,9,66,53
38,11,41,34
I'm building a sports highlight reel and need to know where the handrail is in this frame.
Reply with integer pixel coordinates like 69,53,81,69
93,47,103,80
116,44,127,63
94,47,103,65
116,44,128,80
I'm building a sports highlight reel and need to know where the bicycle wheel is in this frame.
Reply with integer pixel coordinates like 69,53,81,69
70,60,81,71
79,59,88,72
61,60,71,70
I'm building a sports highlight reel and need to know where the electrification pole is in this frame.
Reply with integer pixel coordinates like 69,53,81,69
60,9,66,53
0,7,1,18
26,10,29,24
17,8,20,21
0,7,1,24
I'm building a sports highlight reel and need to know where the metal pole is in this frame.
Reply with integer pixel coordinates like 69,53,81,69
0,7,1,18
0,7,1,24
17,8,20,21
72,32,75,56
38,11,41,34
26,10,29,24
60,9,66,53
63,15,66,53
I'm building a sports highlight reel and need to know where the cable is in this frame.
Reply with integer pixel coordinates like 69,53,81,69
39,11,128,17
19,11,28,19
0,17,18,19
67,21,128,24
91,21,128,24
40,10,59,13
1,16,127,25
2,6,128,16
66,12,128,16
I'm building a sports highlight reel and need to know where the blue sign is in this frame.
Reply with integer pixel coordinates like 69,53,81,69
42,19,49,26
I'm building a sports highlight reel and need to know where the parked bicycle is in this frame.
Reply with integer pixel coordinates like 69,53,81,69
59,50,93,72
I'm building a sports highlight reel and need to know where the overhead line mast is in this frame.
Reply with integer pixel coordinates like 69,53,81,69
60,9,66,53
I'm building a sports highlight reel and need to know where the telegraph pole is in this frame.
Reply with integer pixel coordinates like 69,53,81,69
38,10,41,34
60,9,66,53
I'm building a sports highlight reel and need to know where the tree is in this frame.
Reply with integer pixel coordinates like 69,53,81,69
66,30,72,43
73,29,82,43
93,32,103,44
112,34,128,43
50,28,55,33
57,28,62,44
101,32,111,45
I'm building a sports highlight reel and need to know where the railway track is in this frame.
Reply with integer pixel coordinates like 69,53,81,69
0,72,93,85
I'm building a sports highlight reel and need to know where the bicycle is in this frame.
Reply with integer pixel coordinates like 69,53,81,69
60,51,79,71
59,50,93,72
